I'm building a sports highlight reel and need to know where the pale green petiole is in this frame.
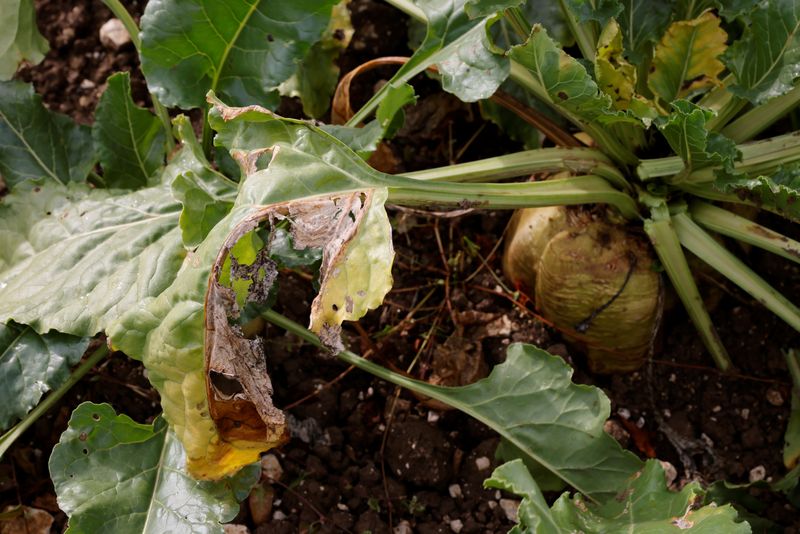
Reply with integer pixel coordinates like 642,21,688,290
0,343,109,459
388,175,640,219
689,200,800,266
638,130,800,182
644,207,732,371
401,146,629,190
671,211,800,333
723,85,800,143
786,349,800,395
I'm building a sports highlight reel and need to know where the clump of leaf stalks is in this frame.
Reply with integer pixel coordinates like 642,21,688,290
1,0,800,531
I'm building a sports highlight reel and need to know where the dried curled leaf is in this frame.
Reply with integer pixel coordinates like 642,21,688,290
206,214,284,451
307,189,394,351
197,189,393,477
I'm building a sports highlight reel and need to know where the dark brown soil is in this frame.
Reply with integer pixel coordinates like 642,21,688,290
3,0,800,533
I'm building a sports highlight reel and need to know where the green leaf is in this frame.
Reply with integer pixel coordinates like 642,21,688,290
484,459,561,534
418,344,643,501
93,72,167,189
279,0,353,118
0,0,48,80
208,97,411,205
718,0,760,21
347,0,493,124
508,25,638,126
0,81,94,188
464,0,523,19
648,12,727,106
376,82,417,139
0,322,89,430
617,0,672,66
674,0,717,19
656,100,739,173
563,0,623,26
489,459,751,532
724,0,800,104
139,0,339,109
50,402,259,534
495,439,566,492
0,180,183,336
715,165,800,221
437,19,510,102
319,122,385,156
167,116,236,247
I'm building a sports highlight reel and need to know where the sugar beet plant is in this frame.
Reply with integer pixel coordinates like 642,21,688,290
1,0,799,531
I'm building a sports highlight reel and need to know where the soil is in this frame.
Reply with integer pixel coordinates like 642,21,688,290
4,0,800,533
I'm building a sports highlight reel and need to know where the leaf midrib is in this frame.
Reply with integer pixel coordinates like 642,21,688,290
0,107,64,185
122,84,152,183
209,0,261,95
750,16,800,89
139,425,169,534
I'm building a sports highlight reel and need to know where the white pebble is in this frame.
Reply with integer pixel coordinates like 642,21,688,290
99,19,131,50
499,499,520,522
749,465,767,483
475,456,491,471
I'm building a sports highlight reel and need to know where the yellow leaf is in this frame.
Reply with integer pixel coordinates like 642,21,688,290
648,12,727,106
595,19,638,110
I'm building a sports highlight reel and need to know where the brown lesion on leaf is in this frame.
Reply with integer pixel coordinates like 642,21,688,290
204,191,385,447
205,214,286,447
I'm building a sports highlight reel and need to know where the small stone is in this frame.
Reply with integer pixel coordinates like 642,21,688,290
749,465,767,483
427,411,440,423
499,499,520,523
261,454,283,482
659,460,678,487
617,407,631,420
223,525,250,534
604,419,630,448
712,405,722,413
450,519,464,533
272,510,287,521
474,456,491,471
79,79,95,90
99,19,131,50
741,408,750,420
448,484,463,499
394,520,413,534
766,389,785,407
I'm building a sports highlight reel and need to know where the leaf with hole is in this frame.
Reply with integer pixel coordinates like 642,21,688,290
50,402,259,534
